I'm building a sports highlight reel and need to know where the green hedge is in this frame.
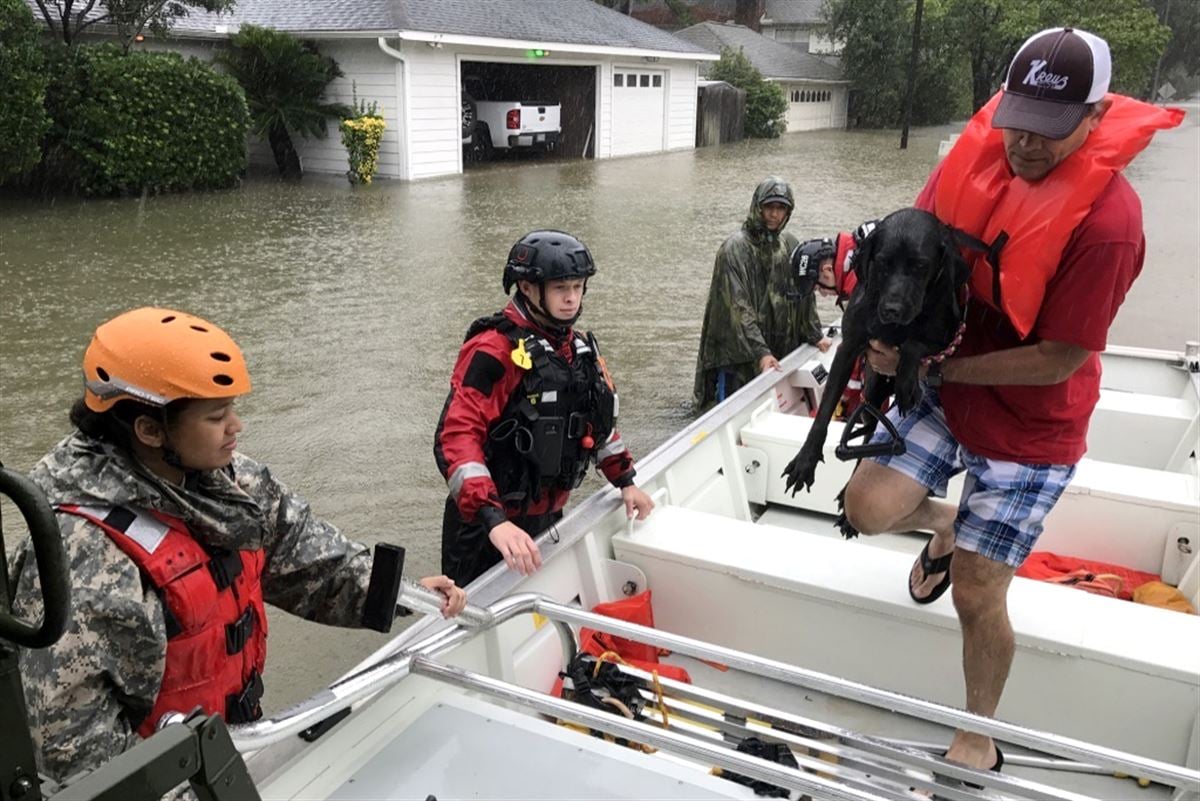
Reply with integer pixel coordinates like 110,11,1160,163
0,0,50,179
48,44,249,195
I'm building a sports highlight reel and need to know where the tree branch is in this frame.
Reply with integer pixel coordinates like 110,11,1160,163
33,0,59,40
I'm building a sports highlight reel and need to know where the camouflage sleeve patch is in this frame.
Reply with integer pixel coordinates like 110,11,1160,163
11,514,166,785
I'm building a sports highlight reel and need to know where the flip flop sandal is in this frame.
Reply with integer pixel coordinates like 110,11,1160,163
909,540,953,605
963,745,1005,790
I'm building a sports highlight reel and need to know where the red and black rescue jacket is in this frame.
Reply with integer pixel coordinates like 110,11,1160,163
435,301,635,530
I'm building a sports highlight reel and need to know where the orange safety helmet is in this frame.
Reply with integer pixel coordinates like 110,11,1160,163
82,307,252,413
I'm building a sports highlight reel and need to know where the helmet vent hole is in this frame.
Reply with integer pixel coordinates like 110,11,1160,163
212,374,234,386
190,325,209,333
96,367,110,381
161,315,176,323
210,352,231,362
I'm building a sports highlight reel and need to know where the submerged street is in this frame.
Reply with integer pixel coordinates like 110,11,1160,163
2,107,1197,709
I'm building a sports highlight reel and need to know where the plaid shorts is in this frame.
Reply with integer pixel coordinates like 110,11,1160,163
868,388,1076,567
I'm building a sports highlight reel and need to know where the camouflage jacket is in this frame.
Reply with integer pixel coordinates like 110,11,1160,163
6,432,375,786
693,177,823,410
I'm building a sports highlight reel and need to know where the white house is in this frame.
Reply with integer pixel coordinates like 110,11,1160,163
674,20,847,133
759,0,842,55
29,0,717,181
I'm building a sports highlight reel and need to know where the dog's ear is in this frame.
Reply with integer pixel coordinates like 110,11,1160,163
939,226,971,320
940,227,971,291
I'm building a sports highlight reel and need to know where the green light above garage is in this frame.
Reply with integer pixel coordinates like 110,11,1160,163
526,49,551,59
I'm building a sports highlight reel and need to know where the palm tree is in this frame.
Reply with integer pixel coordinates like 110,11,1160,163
218,25,351,178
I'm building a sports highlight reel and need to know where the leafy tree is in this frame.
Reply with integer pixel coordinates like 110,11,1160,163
826,0,968,128
707,47,788,138
32,0,235,51
828,0,1170,125
0,0,50,179
218,24,351,179
1149,0,1200,80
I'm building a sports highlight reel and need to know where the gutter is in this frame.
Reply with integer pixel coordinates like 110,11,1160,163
396,29,719,61
376,36,412,182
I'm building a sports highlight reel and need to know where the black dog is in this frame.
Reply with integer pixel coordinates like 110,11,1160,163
782,208,970,495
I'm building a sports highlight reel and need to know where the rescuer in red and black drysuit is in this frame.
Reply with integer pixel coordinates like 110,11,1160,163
435,230,655,586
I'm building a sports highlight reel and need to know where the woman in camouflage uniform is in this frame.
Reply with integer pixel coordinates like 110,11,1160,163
7,307,466,787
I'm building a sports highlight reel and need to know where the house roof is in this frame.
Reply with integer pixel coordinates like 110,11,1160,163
26,0,712,56
762,0,826,27
674,21,844,82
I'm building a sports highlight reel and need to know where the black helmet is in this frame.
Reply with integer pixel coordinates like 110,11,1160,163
503,230,596,294
790,237,835,295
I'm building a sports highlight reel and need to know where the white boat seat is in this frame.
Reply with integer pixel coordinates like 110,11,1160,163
614,503,1200,766
739,409,1200,577
1089,388,1198,469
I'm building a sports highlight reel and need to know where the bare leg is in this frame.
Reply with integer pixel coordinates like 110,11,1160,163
945,549,1016,769
843,461,957,598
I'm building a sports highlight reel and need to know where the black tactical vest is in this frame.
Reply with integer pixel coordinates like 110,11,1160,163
465,313,617,510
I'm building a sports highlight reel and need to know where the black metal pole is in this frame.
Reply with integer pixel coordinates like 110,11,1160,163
1150,0,1171,102
900,0,926,149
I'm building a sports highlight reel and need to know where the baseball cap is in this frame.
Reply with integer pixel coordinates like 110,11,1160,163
993,27,1111,140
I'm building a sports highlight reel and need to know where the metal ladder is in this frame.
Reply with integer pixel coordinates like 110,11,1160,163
234,585,1200,801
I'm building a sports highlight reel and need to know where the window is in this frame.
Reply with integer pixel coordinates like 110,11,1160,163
652,74,662,87
802,90,809,102
614,73,624,87
626,73,636,86
640,74,650,87
823,90,830,102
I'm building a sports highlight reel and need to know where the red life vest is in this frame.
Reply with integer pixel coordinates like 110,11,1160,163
832,230,858,302
58,504,267,736
934,92,1183,338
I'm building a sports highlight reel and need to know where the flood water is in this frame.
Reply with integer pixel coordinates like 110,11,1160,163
2,106,1197,711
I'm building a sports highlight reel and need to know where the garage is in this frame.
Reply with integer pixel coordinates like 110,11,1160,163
784,84,846,132
460,61,597,164
611,68,667,157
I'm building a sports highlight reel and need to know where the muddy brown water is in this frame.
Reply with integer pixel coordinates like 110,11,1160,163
2,107,1197,711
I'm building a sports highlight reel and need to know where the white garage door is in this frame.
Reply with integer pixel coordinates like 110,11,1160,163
612,69,665,156
786,85,835,132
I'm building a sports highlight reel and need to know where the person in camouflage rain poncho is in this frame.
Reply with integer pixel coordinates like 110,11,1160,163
693,177,830,411
6,307,467,788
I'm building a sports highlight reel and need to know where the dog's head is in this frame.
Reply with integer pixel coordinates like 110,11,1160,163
852,208,970,326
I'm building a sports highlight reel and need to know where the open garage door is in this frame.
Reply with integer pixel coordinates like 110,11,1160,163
461,61,596,164
612,68,666,157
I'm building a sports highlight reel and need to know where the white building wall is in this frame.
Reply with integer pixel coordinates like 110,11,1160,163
666,61,699,150
403,45,461,181
272,40,403,179
141,34,705,180
598,61,614,159
140,36,403,179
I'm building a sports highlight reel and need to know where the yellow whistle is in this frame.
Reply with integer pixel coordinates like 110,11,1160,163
511,338,532,370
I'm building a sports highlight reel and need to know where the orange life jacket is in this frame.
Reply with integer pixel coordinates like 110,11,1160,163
59,504,267,736
832,230,858,302
934,93,1183,338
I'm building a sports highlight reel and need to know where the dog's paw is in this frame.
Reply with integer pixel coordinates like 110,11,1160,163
782,448,822,495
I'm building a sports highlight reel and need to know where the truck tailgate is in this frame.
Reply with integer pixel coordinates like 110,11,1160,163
517,104,560,134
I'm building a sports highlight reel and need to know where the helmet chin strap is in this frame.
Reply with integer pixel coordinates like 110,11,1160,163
517,287,583,333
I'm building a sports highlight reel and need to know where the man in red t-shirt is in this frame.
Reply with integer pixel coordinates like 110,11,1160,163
842,28,1152,775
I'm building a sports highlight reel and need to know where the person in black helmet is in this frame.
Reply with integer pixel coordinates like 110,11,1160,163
434,230,655,585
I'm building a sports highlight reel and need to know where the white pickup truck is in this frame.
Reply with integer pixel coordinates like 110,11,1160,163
462,77,561,158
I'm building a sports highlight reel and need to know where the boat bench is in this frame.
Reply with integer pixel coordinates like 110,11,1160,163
738,407,1200,579
614,503,1200,767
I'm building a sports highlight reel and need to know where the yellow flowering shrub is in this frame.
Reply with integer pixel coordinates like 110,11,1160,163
339,114,385,185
